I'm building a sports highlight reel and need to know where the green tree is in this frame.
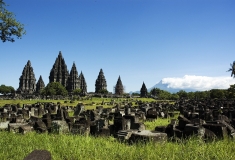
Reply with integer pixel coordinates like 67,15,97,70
73,88,82,95
227,84,235,99
131,92,140,96
158,90,171,100
41,82,68,96
0,0,26,42
98,89,108,94
195,91,210,99
150,88,161,97
177,90,188,99
210,89,225,99
187,92,195,99
0,84,15,95
170,93,179,100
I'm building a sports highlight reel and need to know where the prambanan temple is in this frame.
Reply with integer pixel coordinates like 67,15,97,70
16,51,127,95
95,69,107,93
17,60,36,94
114,76,124,95
49,52,70,87
140,82,148,97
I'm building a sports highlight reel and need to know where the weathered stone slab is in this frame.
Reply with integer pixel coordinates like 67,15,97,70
34,121,47,132
131,122,145,131
178,115,191,130
183,124,205,138
117,130,138,141
51,120,69,134
70,123,90,135
0,121,10,130
155,126,167,133
24,150,51,160
113,117,123,133
129,130,167,143
122,118,131,130
19,125,34,134
123,115,139,124
217,120,235,138
202,123,227,139
146,110,158,119
30,116,42,122
74,104,85,117
8,123,28,133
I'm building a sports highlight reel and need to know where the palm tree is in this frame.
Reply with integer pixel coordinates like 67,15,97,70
228,61,235,78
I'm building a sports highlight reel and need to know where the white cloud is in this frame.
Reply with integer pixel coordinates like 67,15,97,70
161,75,235,91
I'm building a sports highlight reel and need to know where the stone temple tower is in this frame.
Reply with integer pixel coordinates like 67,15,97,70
17,60,36,94
95,69,107,93
79,71,87,95
114,76,124,95
67,62,80,92
140,82,148,97
36,75,45,93
49,51,69,87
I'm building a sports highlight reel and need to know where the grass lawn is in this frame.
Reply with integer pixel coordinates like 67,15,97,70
0,127,234,160
0,97,168,109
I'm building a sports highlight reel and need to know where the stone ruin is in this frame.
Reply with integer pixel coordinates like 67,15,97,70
0,100,177,144
24,150,51,160
1,99,235,144
155,99,235,141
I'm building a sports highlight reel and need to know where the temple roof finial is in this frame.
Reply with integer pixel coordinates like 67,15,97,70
59,51,62,57
27,60,31,66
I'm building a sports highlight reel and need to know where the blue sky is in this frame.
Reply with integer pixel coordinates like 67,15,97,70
1,0,235,92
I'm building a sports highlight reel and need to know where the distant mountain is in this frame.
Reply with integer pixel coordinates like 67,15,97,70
148,80,196,93
130,80,196,94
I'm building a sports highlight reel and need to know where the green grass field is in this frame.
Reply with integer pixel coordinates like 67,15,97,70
0,97,159,108
0,129,234,160
0,98,234,160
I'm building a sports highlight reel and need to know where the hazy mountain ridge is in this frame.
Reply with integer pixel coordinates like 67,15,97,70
148,80,196,93
130,80,196,94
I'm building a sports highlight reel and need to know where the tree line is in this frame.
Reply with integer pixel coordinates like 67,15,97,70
0,82,108,96
1,82,235,99
132,84,235,100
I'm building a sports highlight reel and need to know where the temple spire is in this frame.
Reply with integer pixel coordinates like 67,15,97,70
95,68,107,93
27,60,31,66
140,82,148,97
59,51,62,57
79,71,87,95
49,51,69,87
17,60,36,94
36,75,45,93
67,62,80,92
115,75,124,95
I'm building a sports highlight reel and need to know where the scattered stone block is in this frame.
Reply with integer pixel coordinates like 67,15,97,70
24,150,51,160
